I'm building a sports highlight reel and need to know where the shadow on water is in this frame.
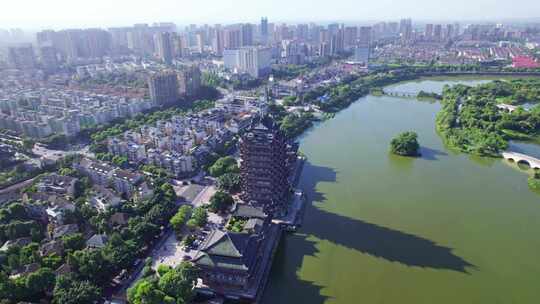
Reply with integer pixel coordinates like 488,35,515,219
300,161,475,274
305,207,475,273
263,162,475,304
261,233,331,304
420,146,448,161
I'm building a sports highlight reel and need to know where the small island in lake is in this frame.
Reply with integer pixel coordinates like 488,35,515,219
390,131,421,157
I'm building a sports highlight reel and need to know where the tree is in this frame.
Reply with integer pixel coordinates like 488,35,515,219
145,204,170,226
59,168,77,177
112,155,128,168
170,205,192,233
208,156,239,177
22,138,35,152
158,262,198,302
25,267,55,296
41,253,62,270
102,233,137,271
159,183,177,202
528,172,540,191
209,191,234,213
69,249,112,285
62,233,85,253
187,207,207,229
0,271,16,301
157,264,172,277
127,279,174,304
217,173,241,193
129,218,160,245
53,275,101,304
390,131,421,157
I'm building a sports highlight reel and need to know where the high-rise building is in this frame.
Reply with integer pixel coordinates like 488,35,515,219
330,31,344,56
171,33,185,58
148,72,179,105
425,24,434,40
7,44,36,69
177,66,201,97
343,26,358,49
260,17,269,45
195,32,204,53
223,46,271,78
444,24,455,41
213,29,224,56
433,24,442,42
399,18,413,43
39,46,58,73
154,32,174,65
358,26,372,47
241,24,254,46
224,26,242,50
239,117,298,214
295,24,310,41
108,27,131,54
327,23,340,36
354,46,370,65
309,25,322,44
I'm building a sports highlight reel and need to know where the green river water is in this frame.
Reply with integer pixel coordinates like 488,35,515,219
262,78,540,304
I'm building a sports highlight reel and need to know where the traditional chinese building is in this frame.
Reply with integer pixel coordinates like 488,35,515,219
193,205,281,301
239,116,298,215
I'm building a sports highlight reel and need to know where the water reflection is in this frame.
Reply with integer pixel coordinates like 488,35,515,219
468,155,497,168
388,153,415,172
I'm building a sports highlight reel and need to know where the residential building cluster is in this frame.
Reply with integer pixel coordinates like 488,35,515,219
0,84,155,138
106,94,268,177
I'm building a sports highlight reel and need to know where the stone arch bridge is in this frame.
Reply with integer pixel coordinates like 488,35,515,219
502,152,540,170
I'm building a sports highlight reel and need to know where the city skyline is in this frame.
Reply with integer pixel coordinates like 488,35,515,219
1,0,540,29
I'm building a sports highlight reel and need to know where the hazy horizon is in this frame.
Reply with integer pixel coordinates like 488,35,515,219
1,0,540,29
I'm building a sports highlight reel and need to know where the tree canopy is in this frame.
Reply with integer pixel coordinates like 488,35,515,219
390,131,421,157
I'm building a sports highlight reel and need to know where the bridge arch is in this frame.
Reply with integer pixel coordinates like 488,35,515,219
517,159,531,167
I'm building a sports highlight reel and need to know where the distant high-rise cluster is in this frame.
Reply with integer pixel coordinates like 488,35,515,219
7,44,36,69
423,23,459,42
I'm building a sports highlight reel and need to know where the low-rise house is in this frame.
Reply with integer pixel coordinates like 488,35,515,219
10,263,40,279
55,263,73,276
109,212,130,227
40,240,64,257
111,169,144,198
46,200,76,225
90,186,123,212
36,173,78,198
75,158,115,186
133,181,154,201
86,234,108,249
23,203,49,224
52,224,79,239
0,237,32,252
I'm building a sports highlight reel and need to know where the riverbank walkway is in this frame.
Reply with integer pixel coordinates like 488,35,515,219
502,152,540,170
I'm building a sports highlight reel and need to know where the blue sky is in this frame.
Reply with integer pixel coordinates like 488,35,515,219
1,0,540,29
